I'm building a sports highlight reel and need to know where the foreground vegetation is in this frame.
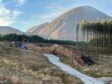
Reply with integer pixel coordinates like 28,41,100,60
0,42,83,84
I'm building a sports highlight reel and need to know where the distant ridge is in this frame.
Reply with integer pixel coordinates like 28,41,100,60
0,26,23,35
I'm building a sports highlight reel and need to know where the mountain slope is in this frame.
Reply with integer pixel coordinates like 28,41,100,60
26,22,48,35
0,26,23,35
38,6,111,41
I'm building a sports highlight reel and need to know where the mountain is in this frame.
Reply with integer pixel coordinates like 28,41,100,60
36,6,111,41
26,22,48,35
0,26,23,35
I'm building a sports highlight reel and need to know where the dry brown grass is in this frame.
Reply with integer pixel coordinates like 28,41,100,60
60,47,112,78
0,42,83,84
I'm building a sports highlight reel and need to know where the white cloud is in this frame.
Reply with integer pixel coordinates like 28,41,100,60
0,1,22,26
18,0,26,5
13,0,26,6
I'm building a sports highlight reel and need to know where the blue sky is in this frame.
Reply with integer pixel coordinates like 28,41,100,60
0,0,112,32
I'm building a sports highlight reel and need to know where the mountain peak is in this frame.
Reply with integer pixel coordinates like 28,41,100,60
77,5,95,8
38,6,111,41
70,5,100,13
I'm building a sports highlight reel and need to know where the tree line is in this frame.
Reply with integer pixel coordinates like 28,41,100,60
0,34,76,46
82,19,112,47
80,19,112,55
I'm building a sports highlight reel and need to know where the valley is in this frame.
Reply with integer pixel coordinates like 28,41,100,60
0,5,112,84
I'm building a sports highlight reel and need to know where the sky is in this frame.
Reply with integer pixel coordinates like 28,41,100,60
0,0,112,32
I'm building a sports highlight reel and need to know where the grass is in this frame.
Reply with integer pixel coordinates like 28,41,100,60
0,42,83,84
59,46,112,78
60,56,73,66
